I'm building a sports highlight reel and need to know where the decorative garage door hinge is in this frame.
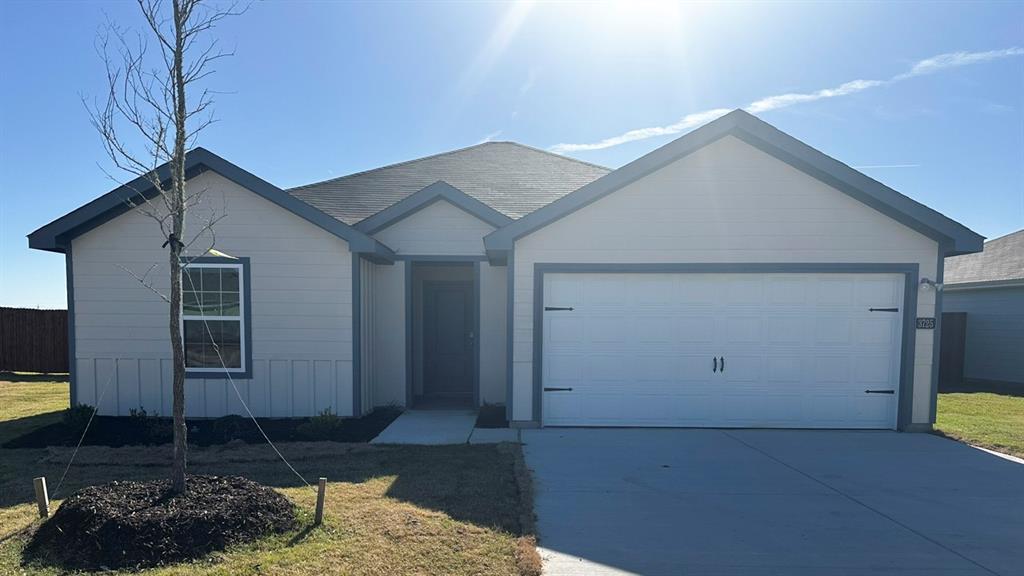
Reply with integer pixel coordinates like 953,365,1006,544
544,387,573,392
544,306,574,311
869,307,899,312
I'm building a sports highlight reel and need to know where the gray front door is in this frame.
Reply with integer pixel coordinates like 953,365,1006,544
423,281,474,401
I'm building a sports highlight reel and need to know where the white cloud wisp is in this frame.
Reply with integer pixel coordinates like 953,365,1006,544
549,47,1023,154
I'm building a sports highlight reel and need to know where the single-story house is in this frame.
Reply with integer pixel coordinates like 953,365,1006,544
29,109,984,431
943,229,1024,385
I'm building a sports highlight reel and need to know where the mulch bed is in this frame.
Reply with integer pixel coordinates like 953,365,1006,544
475,405,509,429
4,407,402,449
24,475,296,570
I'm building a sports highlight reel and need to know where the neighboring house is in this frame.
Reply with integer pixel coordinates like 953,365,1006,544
944,229,1024,385
28,110,983,431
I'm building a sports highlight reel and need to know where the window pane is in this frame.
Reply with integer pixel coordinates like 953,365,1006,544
201,292,221,315
183,291,201,315
184,268,202,292
184,319,204,344
219,344,241,368
202,268,221,291
221,293,240,316
222,269,239,292
219,321,241,344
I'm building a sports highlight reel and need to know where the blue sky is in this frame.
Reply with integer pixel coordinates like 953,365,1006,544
1,1,1022,309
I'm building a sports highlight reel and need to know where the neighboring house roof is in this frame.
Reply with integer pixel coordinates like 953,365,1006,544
27,148,394,262
287,142,610,225
945,229,1024,286
484,109,985,260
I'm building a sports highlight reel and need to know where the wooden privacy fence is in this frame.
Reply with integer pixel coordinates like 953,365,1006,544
0,307,68,373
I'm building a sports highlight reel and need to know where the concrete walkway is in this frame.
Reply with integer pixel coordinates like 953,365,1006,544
371,410,477,444
370,410,521,445
524,428,1024,576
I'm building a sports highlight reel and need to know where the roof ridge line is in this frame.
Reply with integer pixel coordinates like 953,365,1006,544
493,141,610,171
287,141,609,192
287,142,498,191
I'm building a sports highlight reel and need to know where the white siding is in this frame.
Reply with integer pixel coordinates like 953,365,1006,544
371,263,407,406
372,199,496,256
944,286,1024,384
479,262,508,404
512,135,940,425
71,170,355,417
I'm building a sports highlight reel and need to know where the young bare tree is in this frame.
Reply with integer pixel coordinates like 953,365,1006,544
88,0,243,494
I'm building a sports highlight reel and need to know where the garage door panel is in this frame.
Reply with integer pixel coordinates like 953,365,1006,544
724,316,762,344
635,315,675,344
813,356,851,383
856,278,901,306
815,278,855,305
635,355,680,383
678,277,720,304
853,355,894,385
584,315,627,344
814,317,854,345
855,318,898,346
583,354,630,382
547,315,584,345
766,356,804,383
767,278,808,304
720,355,761,383
542,272,902,429
583,276,627,306
547,276,581,307
678,315,716,342
724,276,765,305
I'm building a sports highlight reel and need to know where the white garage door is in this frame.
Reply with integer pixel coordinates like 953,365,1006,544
541,272,904,429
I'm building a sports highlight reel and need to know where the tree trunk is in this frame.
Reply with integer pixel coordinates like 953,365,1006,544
169,0,189,495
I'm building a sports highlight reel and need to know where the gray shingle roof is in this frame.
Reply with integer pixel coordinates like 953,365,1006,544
287,142,610,225
945,229,1024,285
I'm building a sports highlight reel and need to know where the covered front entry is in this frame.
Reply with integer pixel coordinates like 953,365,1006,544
540,270,908,429
410,261,478,408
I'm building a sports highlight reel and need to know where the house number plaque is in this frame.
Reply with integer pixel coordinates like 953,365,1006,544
916,317,936,329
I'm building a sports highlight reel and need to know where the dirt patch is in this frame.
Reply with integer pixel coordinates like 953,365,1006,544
475,404,509,429
4,407,401,448
24,475,295,571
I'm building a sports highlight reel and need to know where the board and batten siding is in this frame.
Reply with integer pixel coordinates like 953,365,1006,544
943,285,1024,384
71,170,355,417
511,135,940,425
372,199,496,255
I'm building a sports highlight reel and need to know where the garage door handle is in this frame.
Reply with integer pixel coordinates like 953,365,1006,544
544,387,573,392
869,307,899,312
544,306,574,311
713,357,718,373
720,356,725,373
864,389,895,394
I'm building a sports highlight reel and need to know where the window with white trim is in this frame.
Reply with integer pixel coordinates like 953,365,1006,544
181,262,246,372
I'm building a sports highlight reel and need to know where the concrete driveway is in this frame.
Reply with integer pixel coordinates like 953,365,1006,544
522,429,1024,576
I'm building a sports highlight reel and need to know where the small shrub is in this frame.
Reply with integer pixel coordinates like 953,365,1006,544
128,406,171,442
199,415,250,445
61,404,95,431
296,408,345,440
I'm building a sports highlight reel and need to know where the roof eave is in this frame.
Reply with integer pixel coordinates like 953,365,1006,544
27,148,394,262
485,109,985,256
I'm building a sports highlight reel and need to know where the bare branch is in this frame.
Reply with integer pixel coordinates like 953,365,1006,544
117,263,171,303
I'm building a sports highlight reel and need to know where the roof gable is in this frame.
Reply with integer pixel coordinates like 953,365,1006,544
28,148,394,262
354,181,512,234
484,109,984,260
